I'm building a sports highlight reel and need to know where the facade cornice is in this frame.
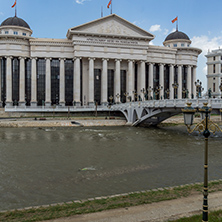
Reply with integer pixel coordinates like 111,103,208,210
29,38,72,46
207,61,222,65
69,31,153,42
206,74,222,78
177,47,202,55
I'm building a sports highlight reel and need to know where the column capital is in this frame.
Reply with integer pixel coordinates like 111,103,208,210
148,62,154,65
159,63,165,66
115,59,122,62
45,57,52,61
102,58,109,61
88,57,95,61
128,59,134,63
31,57,38,60
18,57,26,60
59,58,66,61
139,60,146,64
5,56,13,59
74,57,82,60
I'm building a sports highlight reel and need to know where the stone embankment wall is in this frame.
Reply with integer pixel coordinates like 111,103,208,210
0,119,127,128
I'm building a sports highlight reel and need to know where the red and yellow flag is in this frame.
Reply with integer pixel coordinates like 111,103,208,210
107,0,112,9
171,17,178,23
11,0,17,8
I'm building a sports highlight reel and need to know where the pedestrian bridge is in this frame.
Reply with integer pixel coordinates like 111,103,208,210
5,99,222,126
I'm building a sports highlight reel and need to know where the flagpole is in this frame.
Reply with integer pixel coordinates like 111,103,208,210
176,16,178,31
111,0,112,14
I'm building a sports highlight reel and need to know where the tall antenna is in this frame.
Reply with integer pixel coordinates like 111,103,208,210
101,6,103,17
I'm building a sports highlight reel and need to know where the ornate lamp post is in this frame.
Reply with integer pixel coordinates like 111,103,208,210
164,89,170,99
172,82,179,99
109,95,113,105
182,103,222,222
195,79,204,98
116,93,120,104
153,85,163,100
124,92,129,102
132,90,137,102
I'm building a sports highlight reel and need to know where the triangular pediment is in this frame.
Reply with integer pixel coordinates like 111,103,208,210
67,14,154,40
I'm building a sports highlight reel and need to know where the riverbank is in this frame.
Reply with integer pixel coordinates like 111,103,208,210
1,180,222,222
0,115,221,128
0,118,127,127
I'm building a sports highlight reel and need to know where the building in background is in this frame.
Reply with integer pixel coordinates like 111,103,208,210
0,14,201,108
206,49,222,98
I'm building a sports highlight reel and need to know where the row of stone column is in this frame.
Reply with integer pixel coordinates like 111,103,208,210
1,56,197,107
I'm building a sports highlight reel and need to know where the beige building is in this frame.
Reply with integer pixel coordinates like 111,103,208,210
206,49,222,97
0,13,202,108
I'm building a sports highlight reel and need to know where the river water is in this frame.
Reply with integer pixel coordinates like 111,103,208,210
0,125,222,211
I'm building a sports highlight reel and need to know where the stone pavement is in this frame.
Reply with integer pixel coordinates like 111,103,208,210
44,191,222,222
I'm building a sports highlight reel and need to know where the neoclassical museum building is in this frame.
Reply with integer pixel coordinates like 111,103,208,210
0,13,201,108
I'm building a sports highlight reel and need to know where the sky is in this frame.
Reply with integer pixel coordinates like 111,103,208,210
1,0,222,91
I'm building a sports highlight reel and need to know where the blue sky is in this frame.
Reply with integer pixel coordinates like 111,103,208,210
1,0,222,91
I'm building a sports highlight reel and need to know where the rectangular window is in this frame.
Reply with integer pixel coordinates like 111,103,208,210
213,83,216,92
22,33,26,36
14,31,18,35
5,31,8,34
181,43,185,47
213,64,216,73
213,56,216,61
173,44,177,47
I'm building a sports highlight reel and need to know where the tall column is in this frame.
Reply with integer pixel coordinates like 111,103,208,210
0,58,2,107
178,65,182,99
31,58,37,107
187,65,192,99
101,58,108,105
19,57,25,106
114,59,121,103
169,64,174,99
159,64,164,99
74,57,81,106
127,60,134,101
6,56,13,107
59,58,65,107
88,58,95,106
138,61,146,99
148,63,154,99
45,58,51,107
193,66,197,98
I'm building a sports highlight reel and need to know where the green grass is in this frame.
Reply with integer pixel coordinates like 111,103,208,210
1,181,222,222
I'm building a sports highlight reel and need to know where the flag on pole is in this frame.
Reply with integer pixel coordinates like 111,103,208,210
171,17,178,23
11,0,17,8
107,0,112,9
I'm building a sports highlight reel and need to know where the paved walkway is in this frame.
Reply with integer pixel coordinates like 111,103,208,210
44,191,222,222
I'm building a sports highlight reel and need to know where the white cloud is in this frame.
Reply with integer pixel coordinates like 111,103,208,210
164,29,169,35
191,35,222,56
149,24,161,32
75,0,90,4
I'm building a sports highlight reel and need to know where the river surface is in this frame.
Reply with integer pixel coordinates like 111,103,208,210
0,125,222,211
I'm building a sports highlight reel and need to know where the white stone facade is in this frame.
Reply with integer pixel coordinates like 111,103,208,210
206,49,222,97
0,14,202,108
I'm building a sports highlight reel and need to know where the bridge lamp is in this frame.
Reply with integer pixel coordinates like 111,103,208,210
182,102,222,222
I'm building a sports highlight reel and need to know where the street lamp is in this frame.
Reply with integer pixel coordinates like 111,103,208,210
172,82,179,99
116,93,120,104
164,89,170,99
182,102,222,222
109,95,113,105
